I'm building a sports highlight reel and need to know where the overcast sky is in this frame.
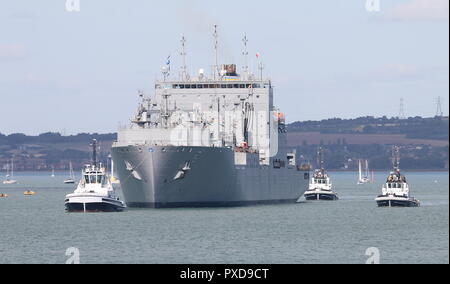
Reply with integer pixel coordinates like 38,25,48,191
0,0,448,135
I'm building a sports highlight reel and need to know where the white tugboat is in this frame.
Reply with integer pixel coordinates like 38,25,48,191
304,148,338,201
65,140,125,212
375,146,420,207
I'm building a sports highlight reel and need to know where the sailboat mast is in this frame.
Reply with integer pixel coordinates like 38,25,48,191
358,160,362,181
70,162,74,179
365,160,369,178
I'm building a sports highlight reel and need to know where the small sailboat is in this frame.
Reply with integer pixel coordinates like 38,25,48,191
51,166,55,178
3,159,18,185
357,159,372,185
375,146,420,207
64,162,76,184
304,148,338,201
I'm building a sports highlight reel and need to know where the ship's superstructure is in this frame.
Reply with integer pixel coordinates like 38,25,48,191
112,28,310,208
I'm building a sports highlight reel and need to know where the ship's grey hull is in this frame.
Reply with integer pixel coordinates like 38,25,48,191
112,145,309,208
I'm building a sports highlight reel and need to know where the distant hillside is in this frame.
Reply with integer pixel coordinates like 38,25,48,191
288,116,449,141
0,133,116,172
0,116,449,171
0,132,116,145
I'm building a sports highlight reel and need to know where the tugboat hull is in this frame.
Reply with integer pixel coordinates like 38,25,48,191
375,196,420,207
65,196,125,212
304,191,339,201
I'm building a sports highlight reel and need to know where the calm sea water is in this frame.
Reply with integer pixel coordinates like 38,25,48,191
0,171,448,264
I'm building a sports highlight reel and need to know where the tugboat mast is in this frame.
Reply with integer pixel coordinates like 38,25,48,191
317,147,324,171
91,139,98,167
392,146,400,172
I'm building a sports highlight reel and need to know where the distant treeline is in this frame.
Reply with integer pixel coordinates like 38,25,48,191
288,116,449,140
0,116,449,171
295,144,449,170
0,132,117,145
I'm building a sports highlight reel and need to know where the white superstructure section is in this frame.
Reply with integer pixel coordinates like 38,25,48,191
116,72,279,160
308,169,333,192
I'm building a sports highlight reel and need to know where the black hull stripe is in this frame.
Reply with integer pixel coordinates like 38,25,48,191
304,194,339,201
126,198,300,208
65,202,125,212
376,200,420,207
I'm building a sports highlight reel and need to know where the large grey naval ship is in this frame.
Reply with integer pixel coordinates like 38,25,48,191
112,27,310,208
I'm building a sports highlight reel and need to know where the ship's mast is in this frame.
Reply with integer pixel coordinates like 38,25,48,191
213,25,219,80
180,35,188,81
242,34,249,79
258,61,264,81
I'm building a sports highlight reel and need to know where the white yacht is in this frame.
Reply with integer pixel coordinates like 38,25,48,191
63,162,76,184
3,159,18,185
65,140,125,212
304,148,338,201
375,147,420,207
357,159,373,185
